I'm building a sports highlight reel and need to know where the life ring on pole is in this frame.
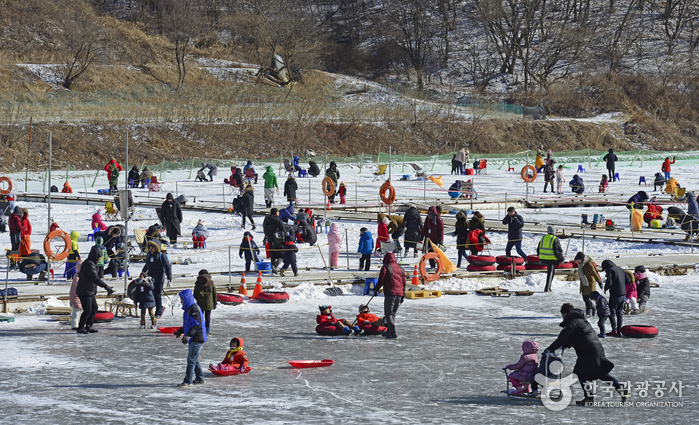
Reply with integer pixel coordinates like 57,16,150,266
379,180,396,205
43,230,71,261
322,177,335,198
521,165,537,183
419,252,443,282
0,177,13,195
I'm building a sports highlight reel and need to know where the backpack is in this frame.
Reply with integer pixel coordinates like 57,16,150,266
127,279,139,303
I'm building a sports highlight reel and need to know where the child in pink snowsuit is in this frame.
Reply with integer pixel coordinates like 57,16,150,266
505,340,539,394
327,222,342,267
91,210,108,231
626,275,639,314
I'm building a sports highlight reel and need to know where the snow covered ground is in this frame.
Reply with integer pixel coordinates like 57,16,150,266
0,154,697,421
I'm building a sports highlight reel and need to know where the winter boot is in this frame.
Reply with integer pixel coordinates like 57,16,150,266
76,328,88,334
251,224,256,230
618,386,630,402
293,272,298,276
598,333,606,338
139,323,146,329
279,269,286,277
353,326,362,335
206,326,210,334
342,326,351,335
38,271,47,281
86,327,98,333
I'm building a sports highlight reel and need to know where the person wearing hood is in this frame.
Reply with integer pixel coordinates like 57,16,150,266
8,206,24,271
546,303,628,406
293,156,301,172
198,162,218,182
603,148,618,182
91,210,108,231
191,219,208,249
538,226,564,292
598,174,609,193
502,207,526,259
569,174,584,194
94,236,109,278
601,260,628,337
448,180,462,198
308,161,320,177
376,216,390,252
284,174,298,207
140,166,153,188
661,156,676,181
161,192,183,245
229,167,244,193
327,222,342,268
589,291,611,337
76,246,115,334
633,265,651,312
504,340,540,395
403,205,422,257
685,191,699,222
176,194,188,207
263,208,286,274
142,239,172,319
373,252,406,339
193,269,217,334
239,231,260,272
61,182,72,193
104,157,123,194
243,161,258,184
210,337,249,373
453,211,470,267
278,205,295,223
65,230,81,280
338,182,347,204
19,249,48,281
173,289,207,387
263,166,278,208
240,184,256,230
357,227,374,271
378,212,404,252
279,234,298,277
574,252,601,318
421,206,444,268
643,197,663,225
19,208,32,258
128,166,140,186
325,161,339,203
296,217,317,246
69,262,83,329
543,160,556,193
133,273,157,329
653,172,666,192
627,191,649,209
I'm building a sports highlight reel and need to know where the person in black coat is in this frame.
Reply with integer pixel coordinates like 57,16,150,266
238,231,260,272
403,205,423,257
240,184,256,230
76,246,114,334
634,265,651,312
502,207,527,259
96,226,124,252
546,303,627,405
161,193,183,245
603,148,618,182
128,166,140,186
263,209,286,274
284,175,298,207
308,161,320,177
653,172,666,191
543,160,555,193
141,239,172,318
280,234,299,277
601,260,628,337
627,191,649,209
297,220,317,246
453,211,469,268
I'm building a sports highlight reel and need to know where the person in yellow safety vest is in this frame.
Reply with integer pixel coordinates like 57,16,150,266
538,225,565,292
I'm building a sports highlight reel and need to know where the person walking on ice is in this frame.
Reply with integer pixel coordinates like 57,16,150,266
502,207,527,259
174,289,207,387
373,252,406,339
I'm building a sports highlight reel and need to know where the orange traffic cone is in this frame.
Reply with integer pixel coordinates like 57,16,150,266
238,272,248,296
411,265,420,285
252,271,263,299
326,201,331,211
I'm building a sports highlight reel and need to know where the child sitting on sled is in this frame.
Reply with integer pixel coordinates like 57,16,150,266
317,305,362,335
356,304,384,327
504,340,539,395
209,337,249,373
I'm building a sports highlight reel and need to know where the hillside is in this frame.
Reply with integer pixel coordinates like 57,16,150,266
1,0,698,170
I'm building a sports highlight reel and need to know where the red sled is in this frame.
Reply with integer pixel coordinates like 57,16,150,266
288,359,335,368
209,366,253,376
158,327,181,334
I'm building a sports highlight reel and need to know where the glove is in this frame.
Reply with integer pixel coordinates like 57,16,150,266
181,335,189,345
240,366,246,372
167,280,171,288
399,296,405,304
214,302,218,310
106,286,114,296
364,320,371,325
174,329,182,338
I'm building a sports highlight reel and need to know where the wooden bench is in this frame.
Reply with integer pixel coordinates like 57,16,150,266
105,301,138,318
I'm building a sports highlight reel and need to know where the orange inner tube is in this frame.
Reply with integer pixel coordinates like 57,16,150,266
0,176,13,195
322,176,335,198
380,181,396,205
43,230,72,261
521,165,538,183
419,252,444,282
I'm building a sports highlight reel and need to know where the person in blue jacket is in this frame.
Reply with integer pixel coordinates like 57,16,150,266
293,156,301,172
357,227,374,271
570,174,585,194
174,289,207,387
141,239,172,319
278,205,295,223
238,232,260,272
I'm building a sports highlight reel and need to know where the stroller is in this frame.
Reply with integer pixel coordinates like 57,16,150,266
502,351,563,402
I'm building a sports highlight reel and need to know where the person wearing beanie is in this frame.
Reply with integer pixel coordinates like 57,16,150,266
537,225,564,292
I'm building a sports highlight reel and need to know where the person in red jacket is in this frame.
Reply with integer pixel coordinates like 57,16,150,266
373,252,406,339
421,206,444,268
316,305,361,335
104,158,123,194
8,206,24,270
356,304,383,327
643,197,663,225
19,208,32,258
661,157,675,181
61,182,73,193
209,337,250,373
376,216,390,252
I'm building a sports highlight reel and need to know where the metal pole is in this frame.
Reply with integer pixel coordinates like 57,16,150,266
587,144,591,170
582,229,585,253
389,145,392,181
345,228,349,269
324,151,327,223
91,169,99,187
189,158,195,180
176,181,178,198
423,177,426,201
47,132,51,286
359,153,363,174
402,152,406,173
124,131,129,295
309,179,311,205
228,246,232,292
26,116,32,192
505,192,508,212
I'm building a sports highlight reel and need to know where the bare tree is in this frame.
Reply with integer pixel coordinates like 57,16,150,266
56,14,106,90
160,0,202,90
659,0,696,54
592,0,644,72
463,37,501,93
